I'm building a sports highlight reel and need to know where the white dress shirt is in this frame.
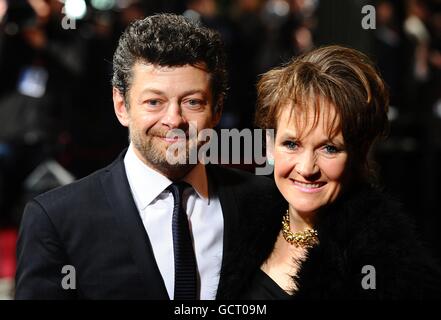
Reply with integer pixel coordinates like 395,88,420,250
124,144,224,300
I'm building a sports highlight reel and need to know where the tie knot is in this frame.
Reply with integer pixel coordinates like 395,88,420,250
167,182,191,200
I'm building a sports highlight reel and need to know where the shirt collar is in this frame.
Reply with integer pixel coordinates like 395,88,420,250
182,161,210,204
124,144,210,210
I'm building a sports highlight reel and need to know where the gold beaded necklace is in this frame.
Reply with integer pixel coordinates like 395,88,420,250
281,210,319,248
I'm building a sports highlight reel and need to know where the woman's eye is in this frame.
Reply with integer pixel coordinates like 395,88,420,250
283,141,298,150
323,144,339,154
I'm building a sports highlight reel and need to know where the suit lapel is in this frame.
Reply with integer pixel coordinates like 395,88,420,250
100,150,169,299
206,165,240,295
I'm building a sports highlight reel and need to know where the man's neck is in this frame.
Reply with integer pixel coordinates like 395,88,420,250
130,144,208,198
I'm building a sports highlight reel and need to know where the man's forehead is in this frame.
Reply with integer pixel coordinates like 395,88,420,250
133,61,209,73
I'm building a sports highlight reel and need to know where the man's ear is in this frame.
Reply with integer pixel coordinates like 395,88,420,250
113,87,129,127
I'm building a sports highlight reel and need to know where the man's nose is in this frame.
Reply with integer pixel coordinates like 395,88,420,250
161,102,186,129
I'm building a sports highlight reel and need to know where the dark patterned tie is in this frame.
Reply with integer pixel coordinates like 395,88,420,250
167,182,197,300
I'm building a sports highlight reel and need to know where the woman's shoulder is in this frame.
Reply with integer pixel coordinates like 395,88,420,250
321,184,424,260
316,184,441,299
321,184,413,235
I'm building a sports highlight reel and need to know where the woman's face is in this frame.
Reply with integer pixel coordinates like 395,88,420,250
273,105,349,216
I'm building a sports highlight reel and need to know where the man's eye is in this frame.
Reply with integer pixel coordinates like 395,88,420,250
185,99,203,107
146,99,161,106
283,140,298,150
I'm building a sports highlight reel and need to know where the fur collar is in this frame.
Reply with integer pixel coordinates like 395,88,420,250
217,185,441,299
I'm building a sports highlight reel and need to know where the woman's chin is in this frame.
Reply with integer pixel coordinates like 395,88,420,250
293,207,319,217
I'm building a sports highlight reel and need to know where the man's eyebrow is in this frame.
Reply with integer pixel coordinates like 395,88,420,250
139,88,208,97
139,88,166,96
180,89,208,97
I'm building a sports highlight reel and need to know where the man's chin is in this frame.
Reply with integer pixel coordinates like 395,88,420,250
132,139,198,175
138,149,194,176
151,160,195,180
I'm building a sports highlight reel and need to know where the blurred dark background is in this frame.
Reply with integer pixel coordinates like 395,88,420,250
0,0,440,298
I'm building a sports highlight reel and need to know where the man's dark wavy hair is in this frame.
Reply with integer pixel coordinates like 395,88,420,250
112,13,227,112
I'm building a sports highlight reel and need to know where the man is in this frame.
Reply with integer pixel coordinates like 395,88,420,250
15,14,282,299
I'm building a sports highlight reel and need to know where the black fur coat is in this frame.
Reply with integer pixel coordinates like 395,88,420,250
217,184,441,299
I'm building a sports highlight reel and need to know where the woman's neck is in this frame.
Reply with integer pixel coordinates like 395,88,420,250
288,207,317,233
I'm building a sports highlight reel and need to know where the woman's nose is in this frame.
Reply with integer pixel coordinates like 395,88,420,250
295,151,319,178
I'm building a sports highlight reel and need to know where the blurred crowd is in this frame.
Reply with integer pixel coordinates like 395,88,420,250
0,0,321,228
372,0,441,258
0,0,441,292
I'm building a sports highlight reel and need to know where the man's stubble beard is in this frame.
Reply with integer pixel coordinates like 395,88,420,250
129,126,198,180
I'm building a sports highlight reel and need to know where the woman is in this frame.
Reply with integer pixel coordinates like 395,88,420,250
217,45,441,299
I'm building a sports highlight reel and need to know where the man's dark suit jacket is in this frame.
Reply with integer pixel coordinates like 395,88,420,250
15,150,283,299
